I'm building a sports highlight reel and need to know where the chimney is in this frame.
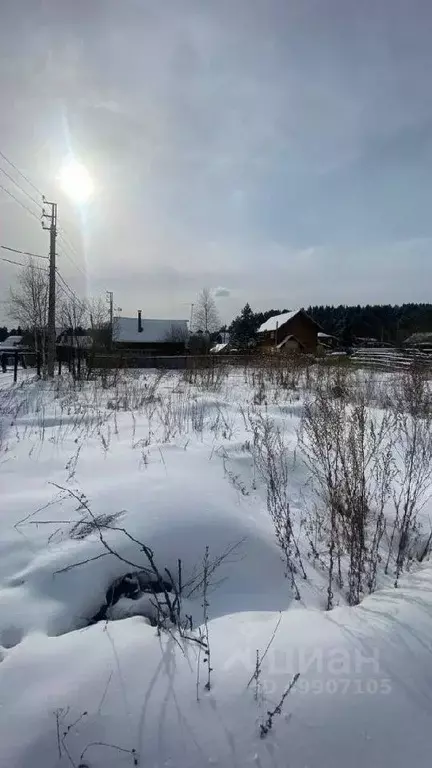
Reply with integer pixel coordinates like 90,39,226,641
137,310,143,333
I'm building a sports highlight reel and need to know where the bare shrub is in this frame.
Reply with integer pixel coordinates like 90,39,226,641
183,360,228,392
252,370,267,405
70,511,124,540
300,371,396,607
273,354,308,392
107,371,165,412
387,365,432,583
248,410,306,598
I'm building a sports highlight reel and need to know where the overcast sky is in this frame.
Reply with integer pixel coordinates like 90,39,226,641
1,0,431,326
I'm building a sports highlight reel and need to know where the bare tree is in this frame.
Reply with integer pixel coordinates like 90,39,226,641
193,288,220,334
164,323,189,344
58,294,88,336
88,297,112,350
57,295,90,378
7,258,48,366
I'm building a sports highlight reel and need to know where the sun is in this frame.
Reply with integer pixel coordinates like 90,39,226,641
58,159,94,204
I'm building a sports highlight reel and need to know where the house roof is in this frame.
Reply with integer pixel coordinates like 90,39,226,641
0,335,23,348
115,317,188,344
210,342,229,354
258,311,298,334
276,334,304,350
256,308,322,334
56,332,93,348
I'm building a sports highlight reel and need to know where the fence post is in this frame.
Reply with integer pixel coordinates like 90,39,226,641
58,357,62,375
36,352,41,377
77,350,81,379
13,351,18,383
1,354,6,373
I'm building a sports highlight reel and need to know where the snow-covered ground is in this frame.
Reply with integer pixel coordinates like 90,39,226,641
1,365,432,768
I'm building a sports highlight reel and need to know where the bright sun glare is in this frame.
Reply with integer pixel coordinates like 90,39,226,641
58,159,94,204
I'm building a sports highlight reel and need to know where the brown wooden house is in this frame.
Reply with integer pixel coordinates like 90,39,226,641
257,309,320,354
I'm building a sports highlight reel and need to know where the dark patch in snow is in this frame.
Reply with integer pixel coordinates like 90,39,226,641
1,626,23,649
89,572,173,625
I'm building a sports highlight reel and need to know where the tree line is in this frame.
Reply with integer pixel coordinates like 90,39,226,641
4,264,432,351
0,326,22,342
227,302,432,348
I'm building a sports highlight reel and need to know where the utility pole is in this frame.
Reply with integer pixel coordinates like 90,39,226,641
42,199,57,377
106,291,113,349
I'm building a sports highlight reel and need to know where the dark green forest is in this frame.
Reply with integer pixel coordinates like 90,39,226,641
0,326,22,343
228,303,432,348
308,304,432,344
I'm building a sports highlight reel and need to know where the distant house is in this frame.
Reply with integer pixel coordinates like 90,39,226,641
317,331,340,351
56,329,92,350
0,335,23,350
210,342,230,355
115,311,188,355
56,329,92,365
257,309,320,354
0,335,25,372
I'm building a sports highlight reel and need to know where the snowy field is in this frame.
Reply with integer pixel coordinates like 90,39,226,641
1,362,432,768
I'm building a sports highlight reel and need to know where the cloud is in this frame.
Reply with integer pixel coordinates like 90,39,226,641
1,0,431,326
214,287,231,297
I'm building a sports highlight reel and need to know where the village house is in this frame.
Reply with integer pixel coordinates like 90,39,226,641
256,309,320,354
114,311,189,355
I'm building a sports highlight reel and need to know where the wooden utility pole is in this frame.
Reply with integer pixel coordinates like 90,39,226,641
106,290,114,349
42,200,57,377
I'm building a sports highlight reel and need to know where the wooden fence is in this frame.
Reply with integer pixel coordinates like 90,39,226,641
350,347,432,371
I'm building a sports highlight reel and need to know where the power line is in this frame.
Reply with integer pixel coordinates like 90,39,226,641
56,269,76,298
57,281,87,315
1,256,47,271
0,166,42,209
57,275,84,307
57,244,87,279
58,227,80,257
0,150,86,281
42,200,57,376
0,183,41,223
1,245,48,260
56,268,87,309
57,220,87,279
0,149,44,198
56,277,76,303
1,256,27,268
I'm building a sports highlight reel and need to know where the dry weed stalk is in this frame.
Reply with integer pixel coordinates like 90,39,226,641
248,409,306,598
300,369,396,607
